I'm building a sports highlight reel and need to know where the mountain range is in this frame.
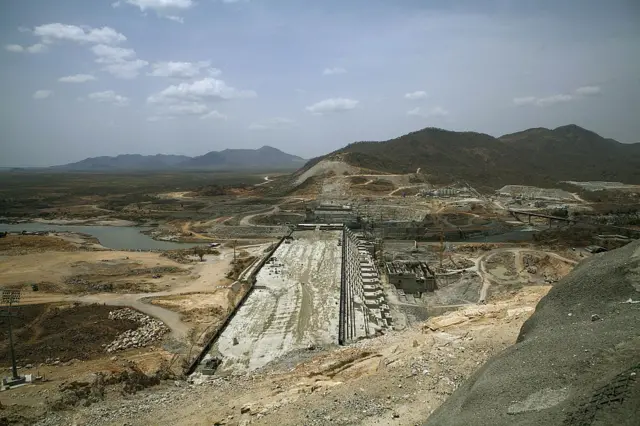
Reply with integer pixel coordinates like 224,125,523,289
53,146,306,171
50,125,640,189
303,124,640,189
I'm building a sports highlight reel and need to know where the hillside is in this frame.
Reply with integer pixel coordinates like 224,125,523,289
53,146,305,171
426,239,640,426
304,125,640,189
53,154,191,171
182,145,306,169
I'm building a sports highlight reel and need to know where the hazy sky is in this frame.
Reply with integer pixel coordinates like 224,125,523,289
2,0,639,166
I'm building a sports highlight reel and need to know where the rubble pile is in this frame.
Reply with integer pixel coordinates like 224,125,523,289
105,309,169,353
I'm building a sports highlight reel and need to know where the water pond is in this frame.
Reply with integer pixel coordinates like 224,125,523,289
0,223,201,251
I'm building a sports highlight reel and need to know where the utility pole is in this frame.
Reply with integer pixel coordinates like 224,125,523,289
233,239,237,263
1,289,22,384
439,227,445,269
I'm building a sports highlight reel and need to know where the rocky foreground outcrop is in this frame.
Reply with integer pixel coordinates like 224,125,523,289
425,240,640,426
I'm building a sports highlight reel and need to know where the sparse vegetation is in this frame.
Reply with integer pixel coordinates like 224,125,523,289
0,171,266,219
306,125,640,190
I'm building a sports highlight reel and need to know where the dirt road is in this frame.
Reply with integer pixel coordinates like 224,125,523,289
239,206,280,226
5,248,240,340
34,285,552,426
476,248,577,303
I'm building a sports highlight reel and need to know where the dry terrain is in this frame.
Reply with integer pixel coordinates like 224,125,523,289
15,286,551,426
1,165,636,426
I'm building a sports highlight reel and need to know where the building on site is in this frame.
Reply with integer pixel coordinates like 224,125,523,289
385,261,437,295
305,203,358,226
419,187,467,198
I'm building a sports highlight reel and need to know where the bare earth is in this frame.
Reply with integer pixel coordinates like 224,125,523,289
26,286,551,426
0,247,240,340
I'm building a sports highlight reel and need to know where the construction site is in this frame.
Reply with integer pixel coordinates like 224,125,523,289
1,160,639,426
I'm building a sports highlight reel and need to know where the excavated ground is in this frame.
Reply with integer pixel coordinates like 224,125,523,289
18,286,550,426
0,303,139,366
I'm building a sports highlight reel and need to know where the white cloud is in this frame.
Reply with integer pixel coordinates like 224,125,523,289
26,43,47,53
59,74,97,83
513,86,601,107
5,44,24,52
249,117,295,130
33,90,53,100
33,23,126,45
165,102,209,115
92,44,136,61
87,90,130,106
323,67,347,75
201,110,228,120
166,15,184,23
407,106,449,118
512,96,537,106
149,101,228,120
5,43,47,53
147,77,257,104
148,61,217,78
305,98,359,114
91,44,148,79
118,0,193,11
575,86,601,96
116,0,193,22
513,94,573,107
104,59,148,79
536,94,573,106
404,90,428,100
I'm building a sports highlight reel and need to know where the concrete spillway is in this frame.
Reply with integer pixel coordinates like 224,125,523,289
212,230,342,374
203,228,391,375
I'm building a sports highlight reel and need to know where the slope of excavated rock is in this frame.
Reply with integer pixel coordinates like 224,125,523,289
425,240,640,426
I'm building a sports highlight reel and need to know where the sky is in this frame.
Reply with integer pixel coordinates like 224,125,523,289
1,0,639,167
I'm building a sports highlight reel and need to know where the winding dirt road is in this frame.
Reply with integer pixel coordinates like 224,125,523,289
12,246,268,340
475,248,578,303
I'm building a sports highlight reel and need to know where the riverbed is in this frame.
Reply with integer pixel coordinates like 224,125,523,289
0,223,200,251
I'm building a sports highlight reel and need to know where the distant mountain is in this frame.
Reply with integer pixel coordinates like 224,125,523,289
300,125,640,189
53,154,191,171
52,146,305,171
181,146,306,169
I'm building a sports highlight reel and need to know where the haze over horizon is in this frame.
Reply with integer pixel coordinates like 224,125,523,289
2,0,639,167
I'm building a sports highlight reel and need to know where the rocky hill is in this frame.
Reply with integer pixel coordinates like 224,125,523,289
181,145,306,169
52,154,191,171
426,239,640,426
302,125,640,189
53,146,305,171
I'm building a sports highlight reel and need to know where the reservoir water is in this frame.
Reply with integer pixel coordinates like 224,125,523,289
0,223,200,251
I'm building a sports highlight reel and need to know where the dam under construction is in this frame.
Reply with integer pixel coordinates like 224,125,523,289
204,227,390,374
195,217,580,376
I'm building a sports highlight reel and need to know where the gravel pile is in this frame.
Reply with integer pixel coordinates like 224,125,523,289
105,309,168,353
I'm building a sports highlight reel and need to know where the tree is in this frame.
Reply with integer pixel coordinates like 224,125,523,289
193,246,206,261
